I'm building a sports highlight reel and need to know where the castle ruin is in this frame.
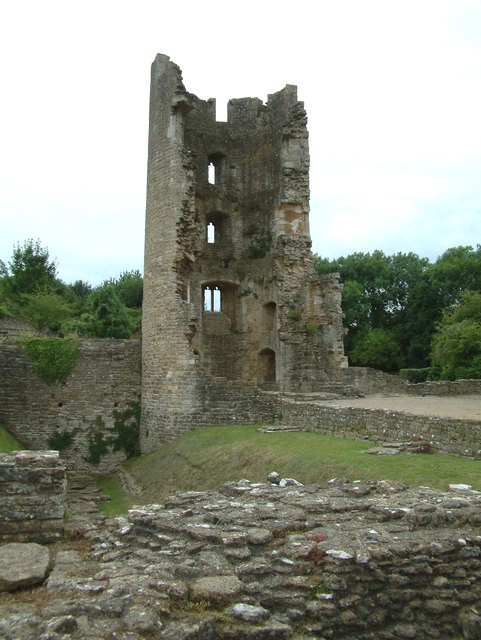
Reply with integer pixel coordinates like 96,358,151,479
141,54,347,451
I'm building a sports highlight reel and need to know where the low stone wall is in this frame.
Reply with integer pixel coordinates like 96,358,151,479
0,450,66,543
339,367,405,395
275,398,481,457
340,366,481,397
404,379,481,396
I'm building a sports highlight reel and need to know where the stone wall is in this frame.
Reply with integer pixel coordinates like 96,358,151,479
341,366,481,396
3,478,481,638
274,395,481,457
403,378,481,396
0,450,66,543
1,325,480,469
339,367,406,395
0,339,141,474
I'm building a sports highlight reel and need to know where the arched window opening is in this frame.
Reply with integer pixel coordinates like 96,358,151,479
208,163,216,185
208,153,226,186
206,212,229,245
203,286,222,312
207,222,215,243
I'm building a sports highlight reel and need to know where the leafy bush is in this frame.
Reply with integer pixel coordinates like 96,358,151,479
87,431,109,465
431,319,481,380
79,286,134,338
85,399,141,465
0,303,11,319
2,239,59,298
20,292,73,331
19,337,79,384
399,368,437,383
48,428,77,451
112,398,141,459
247,234,272,259
350,328,402,372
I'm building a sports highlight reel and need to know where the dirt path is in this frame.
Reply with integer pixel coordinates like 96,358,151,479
322,393,481,421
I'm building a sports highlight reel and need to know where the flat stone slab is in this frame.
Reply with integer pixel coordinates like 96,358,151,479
190,575,243,603
0,542,50,592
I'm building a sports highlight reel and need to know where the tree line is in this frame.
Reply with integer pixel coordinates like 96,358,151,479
315,245,481,380
0,239,142,339
2,239,480,380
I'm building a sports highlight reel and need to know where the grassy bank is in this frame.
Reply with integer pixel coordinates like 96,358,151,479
98,425,481,515
0,426,24,453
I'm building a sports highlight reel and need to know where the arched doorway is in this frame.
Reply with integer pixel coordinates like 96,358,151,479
258,348,276,383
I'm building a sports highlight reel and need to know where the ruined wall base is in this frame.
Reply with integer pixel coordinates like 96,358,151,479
0,451,66,543
4,479,480,638
272,394,481,457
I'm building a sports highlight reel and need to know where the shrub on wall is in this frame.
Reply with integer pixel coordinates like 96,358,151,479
19,337,79,384
399,368,439,383
112,398,141,459
85,400,141,465
48,428,77,451
87,430,110,465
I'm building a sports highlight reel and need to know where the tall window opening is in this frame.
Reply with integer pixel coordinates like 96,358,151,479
203,286,222,312
207,222,215,243
262,302,277,332
208,163,216,185
207,153,226,186
206,213,229,245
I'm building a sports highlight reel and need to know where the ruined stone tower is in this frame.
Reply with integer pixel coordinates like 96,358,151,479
141,54,347,451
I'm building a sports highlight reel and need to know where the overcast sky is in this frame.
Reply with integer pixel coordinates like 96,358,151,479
1,0,480,285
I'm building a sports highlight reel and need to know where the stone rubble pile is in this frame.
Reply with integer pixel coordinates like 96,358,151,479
1,478,481,639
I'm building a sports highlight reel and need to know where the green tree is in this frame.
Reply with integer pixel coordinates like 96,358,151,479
2,239,59,298
80,286,133,338
64,280,93,314
113,270,143,308
315,250,430,370
431,320,481,380
94,270,143,337
444,290,481,324
431,291,481,380
399,275,444,368
430,245,481,307
350,328,402,372
21,292,73,332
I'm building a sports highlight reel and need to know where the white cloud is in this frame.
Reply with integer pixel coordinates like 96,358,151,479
1,0,480,283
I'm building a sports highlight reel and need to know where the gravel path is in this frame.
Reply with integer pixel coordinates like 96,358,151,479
322,393,481,421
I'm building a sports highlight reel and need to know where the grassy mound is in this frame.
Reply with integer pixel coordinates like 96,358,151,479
0,426,24,453
98,425,481,515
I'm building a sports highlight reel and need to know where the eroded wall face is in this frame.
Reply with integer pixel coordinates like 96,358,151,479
141,55,347,450
0,451,66,543
142,55,203,451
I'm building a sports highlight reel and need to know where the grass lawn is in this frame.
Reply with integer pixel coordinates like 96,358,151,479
98,425,481,515
96,475,138,516
0,426,24,453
